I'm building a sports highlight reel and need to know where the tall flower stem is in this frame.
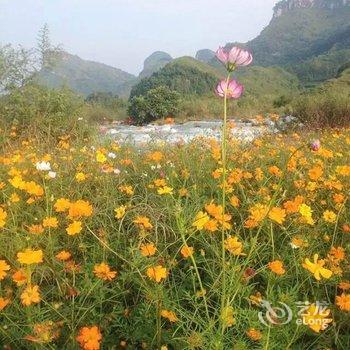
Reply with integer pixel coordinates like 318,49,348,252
220,73,231,339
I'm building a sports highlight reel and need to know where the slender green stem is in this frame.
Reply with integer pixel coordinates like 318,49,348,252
220,73,231,340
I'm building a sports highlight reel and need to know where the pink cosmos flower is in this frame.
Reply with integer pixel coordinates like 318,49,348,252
216,46,253,71
310,139,321,151
215,79,244,99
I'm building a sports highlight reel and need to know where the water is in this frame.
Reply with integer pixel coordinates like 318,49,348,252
103,120,274,145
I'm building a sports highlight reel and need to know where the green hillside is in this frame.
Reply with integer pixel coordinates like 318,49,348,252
130,57,223,98
247,7,350,66
139,51,173,78
286,48,350,84
129,56,301,118
217,1,350,84
37,52,136,96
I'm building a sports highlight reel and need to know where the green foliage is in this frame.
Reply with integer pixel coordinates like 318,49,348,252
0,84,93,140
286,49,350,83
84,92,128,123
130,57,221,98
0,44,34,91
128,86,181,124
292,68,350,127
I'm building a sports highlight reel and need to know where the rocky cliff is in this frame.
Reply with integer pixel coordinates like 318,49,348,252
273,0,349,17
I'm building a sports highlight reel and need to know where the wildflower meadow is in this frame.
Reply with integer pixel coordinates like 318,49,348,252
0,46,349,350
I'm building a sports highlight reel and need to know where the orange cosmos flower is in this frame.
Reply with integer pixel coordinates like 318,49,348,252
55,251,72,261
336,293,350,312
161,309,178,322
20,285,41,306
0,260,10,280
76,326,102,350
68,200,93,219
140,243,157,257
66,221,82,236
133,216,153,230
54,198,71,212
0,297,10,310
42,217,58,228
308,166,323,181
268,207,286,225
12,269,27,286
17,249,43,265
180,245,194,258
146,265,167,283
246,328,262,341
93,263,117,281
28,224,44,235
268,260,286,275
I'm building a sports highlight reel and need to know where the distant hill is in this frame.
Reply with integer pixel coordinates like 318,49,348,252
247,0,350,66
130,56,300,107
195,49,216,63
215,0,350,84
138,51,173,78
130,57,222,98
37,52,136,96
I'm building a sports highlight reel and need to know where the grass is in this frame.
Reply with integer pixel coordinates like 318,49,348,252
0,122,350,349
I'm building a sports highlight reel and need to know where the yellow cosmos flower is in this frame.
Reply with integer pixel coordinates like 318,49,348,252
268,207,286,225
75,172,87,182
221,305,235,328
192,211,210,230
323,210,337,223
302,303,332,333
157,186,173,195
114,206,126,219
140,243,157,257
224,236,244,256
0,260,10,280
17,249,43,265
146,265,167,282
20,285,41,306
96,151,107,163
66,221,82,236
302,254,332,281
54,198,71,213
0,208,7,228
42,217,58,228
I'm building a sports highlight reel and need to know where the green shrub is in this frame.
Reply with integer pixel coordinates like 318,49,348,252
0,84,93,141
292,91,350,127
128,86,181,124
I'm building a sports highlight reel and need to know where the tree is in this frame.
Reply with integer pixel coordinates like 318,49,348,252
0,44,34,92
36,24,61,70
0,24,61,92
128,86,180,124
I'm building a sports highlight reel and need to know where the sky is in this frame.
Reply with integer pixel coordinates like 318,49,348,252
0,0,278,75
